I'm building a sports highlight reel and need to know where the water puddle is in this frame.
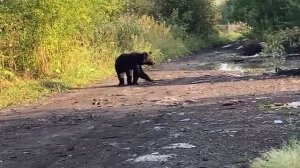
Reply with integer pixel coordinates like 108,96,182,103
127,152,175,162
197,53,300,75
163,143,196,149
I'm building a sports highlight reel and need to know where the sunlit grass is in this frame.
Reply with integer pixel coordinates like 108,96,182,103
220,32,243,42
251,139,300,168
0,81,50,108
0,71,113,108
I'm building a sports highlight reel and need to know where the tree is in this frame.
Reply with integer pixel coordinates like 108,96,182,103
155,0,221,36
226,0,300,32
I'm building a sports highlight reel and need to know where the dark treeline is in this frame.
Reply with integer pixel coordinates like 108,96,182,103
221,0,300,54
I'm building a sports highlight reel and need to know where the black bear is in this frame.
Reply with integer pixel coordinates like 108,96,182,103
283,40,300,54
115,52,155,86
242,40,263,56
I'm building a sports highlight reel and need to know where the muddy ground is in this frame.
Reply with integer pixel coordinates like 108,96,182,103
1,46,300,168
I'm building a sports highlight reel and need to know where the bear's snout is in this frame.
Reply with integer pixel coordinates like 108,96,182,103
148,61,155,65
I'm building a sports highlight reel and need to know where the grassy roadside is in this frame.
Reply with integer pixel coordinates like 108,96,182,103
0,33,241,109
0,67,115,109
251,139,300,168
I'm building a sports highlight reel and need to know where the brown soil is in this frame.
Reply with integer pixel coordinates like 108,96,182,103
1,48,300,168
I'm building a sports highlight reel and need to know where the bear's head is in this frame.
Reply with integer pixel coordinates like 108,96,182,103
143,52,155,65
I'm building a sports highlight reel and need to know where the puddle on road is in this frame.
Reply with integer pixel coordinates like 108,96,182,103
197,53,300,75
127,152,175,162
163,143,196,149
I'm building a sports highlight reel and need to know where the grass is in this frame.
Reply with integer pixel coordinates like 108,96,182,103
0,66,116,108
251,139,300,168
220,32,243,42
209,32,243,47
0,81,50,108
0,76,108,109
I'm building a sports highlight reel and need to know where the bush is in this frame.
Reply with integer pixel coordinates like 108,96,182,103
225,0,300,33
154,0,220,36
263,27,300,55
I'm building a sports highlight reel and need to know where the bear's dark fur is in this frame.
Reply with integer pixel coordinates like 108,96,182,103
242,40,263,56
115,52,155,86
283,40,300,54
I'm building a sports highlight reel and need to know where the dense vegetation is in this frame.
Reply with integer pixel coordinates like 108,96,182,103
222,0,300,54
1,0,236,107
225,0,299,32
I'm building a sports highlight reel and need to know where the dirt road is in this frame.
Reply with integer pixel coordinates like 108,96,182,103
1,47,300,168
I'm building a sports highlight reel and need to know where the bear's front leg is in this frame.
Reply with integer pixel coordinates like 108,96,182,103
132,67,140,85
138,66,153,82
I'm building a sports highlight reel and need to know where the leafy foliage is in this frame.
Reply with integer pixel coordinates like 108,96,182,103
263,27,300,54
225,0,300,33
154,0,221,36
223,0,300,55
0,0,125,77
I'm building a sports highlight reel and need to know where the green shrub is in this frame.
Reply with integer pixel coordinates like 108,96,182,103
155,0,220,35
225,0,300,33
263,27,300,54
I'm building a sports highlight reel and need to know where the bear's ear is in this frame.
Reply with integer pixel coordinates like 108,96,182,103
143,52,148,58
149,51,152,54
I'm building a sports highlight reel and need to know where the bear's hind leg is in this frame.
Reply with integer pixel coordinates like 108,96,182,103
126,70,133,85
117,73,125,86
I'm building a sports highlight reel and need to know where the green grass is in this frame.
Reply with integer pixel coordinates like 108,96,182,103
0,75,108,108
0,65,116,108
251,139,300,168
209,32,243,47
220,32,243,42
0,81,50,108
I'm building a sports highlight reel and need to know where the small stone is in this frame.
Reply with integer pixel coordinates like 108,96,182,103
153,126,164,131
180,118,191,122
87,126,95,130
274,120,284,124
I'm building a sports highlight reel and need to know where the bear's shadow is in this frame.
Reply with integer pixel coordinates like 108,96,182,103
97,73,285,88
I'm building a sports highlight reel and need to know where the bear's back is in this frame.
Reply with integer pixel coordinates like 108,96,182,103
115,52,143,72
